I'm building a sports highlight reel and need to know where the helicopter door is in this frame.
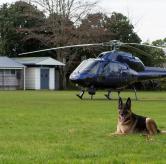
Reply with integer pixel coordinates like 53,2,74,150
118,64,129,86
99,62,120,87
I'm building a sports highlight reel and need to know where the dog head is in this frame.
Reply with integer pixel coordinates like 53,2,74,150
118,97,132,122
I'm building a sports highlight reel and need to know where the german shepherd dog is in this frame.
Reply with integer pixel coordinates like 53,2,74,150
115,97,162,135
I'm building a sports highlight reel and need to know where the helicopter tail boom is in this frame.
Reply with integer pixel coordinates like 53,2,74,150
138,66,166,81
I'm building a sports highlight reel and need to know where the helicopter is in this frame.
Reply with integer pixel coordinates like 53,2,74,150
19,40,166,100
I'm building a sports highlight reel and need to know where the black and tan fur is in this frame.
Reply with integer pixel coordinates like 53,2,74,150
115,97,162,135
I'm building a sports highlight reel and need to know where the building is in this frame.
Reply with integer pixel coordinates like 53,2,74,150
0,57,25,90
0,56,65,90
13,57,65,90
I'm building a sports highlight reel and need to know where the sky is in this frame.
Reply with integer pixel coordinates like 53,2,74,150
98,0,166,42
1,0,166,42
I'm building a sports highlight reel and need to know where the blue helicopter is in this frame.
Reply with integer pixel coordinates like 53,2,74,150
70,49,166,100
19,40,166,100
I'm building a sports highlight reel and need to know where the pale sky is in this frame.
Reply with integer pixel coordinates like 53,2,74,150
1,0,166,42
98,0,166,42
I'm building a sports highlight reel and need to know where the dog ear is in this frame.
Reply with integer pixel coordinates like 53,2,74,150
118,97,123,109
126,97,131,110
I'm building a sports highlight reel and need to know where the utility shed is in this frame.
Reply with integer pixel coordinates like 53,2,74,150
0,57,25,90
13,57,65,90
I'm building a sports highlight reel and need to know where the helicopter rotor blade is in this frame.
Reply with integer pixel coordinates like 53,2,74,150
18,39,166,57
18,43,104,56
18,40,123,56
120,44,152,58
124,43,166,54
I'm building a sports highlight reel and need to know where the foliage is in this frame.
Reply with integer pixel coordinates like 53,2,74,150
152,38,166,47
77,12,141,46
106,12,141,43
78,13,111,43
0,2,142,57
68,12,142,74
0,91,165,163
31,0,98,59
33,0,98,24
0,2,47,56
45,13,76,47
1,1,165,88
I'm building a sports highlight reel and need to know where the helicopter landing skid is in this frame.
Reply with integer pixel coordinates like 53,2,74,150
118,90,121,98
76,90,85,99
105,90,121,100
88,86,96,100
133,87,138,101
105,91,112,100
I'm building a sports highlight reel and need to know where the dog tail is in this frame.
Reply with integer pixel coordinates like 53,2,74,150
160,130,166,134
158,129,166,134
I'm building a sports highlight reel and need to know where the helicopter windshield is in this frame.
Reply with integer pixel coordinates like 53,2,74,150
73,59,100,74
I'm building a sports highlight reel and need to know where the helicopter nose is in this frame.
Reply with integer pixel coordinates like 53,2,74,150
69,72,88,85
69,73,81,83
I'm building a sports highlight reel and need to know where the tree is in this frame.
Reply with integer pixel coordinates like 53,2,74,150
77,12,141,47
32,0,97,22
152,38,166,47
30,0,98,88
31,0,98,47
0,1,46,56
151,38,166,66
45,13,76,46
76,12,141,60
106,12,141,43
0,1,144,88
77,13,111,43
0,3,19,55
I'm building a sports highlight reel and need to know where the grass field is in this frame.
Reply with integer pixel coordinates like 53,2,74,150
0,90,165,164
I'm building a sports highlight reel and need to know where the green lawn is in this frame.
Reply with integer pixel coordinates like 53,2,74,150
0,91,165,164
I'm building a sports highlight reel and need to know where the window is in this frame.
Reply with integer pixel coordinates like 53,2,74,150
4,70,10,75
102,62,120,75
3,70,16,75
119,64,127,70
11,70,16,75
0,70,3,75
73,60,94,73
110,63,119,72
74,59,100,74
102,63,110,75
89,62,100,74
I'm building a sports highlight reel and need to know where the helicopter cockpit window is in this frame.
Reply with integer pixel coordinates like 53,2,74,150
74,60,88,73
74,59,100,74
118,64,128,70
102,64,110,75
89,62,100,74
102,62,119,75
111,63,119,72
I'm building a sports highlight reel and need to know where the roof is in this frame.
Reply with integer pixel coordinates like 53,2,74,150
0,56,25,68
13,57,65,66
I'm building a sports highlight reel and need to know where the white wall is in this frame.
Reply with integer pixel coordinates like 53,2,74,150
25,67,56,90
49,68,55,90
25,67,36,89
25,67,40,90
35,68,40,90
